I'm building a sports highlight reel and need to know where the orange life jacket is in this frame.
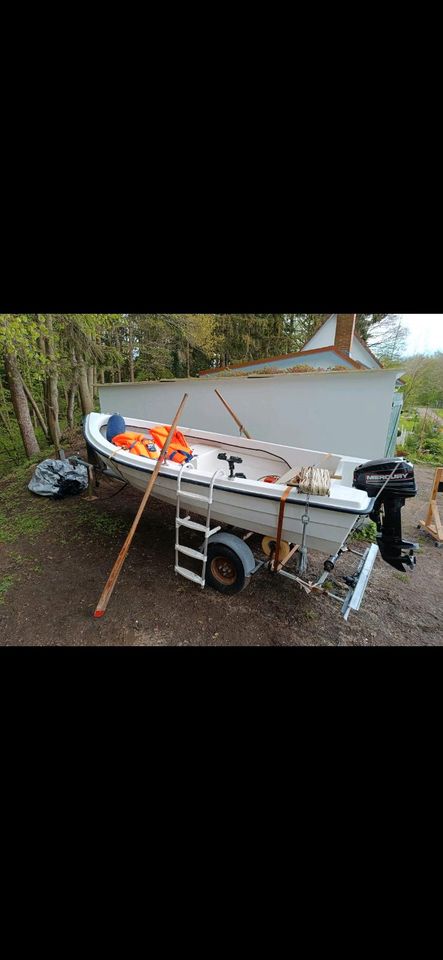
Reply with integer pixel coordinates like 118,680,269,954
111,432,160,459
148,426,194,464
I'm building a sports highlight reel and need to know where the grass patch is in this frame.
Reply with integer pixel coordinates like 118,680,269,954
304,609,318,621
71,504,127,538
350,521,378,544
0,477,33,507
0,470,49,545
322,579,336,593
89,512,127,537
0,510,48,544
0,575,14,604
400,417,414,432
393,572,408,583
6,552,32,566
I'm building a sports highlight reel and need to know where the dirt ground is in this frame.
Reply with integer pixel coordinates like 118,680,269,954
416,407,443,425
0,438,442,646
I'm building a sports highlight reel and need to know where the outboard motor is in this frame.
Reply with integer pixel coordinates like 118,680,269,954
353,458,418,571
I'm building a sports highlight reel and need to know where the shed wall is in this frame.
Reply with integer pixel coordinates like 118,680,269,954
99,369,401,462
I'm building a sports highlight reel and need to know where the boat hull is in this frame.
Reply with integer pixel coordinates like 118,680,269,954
84,412,373,556
93,451,360,555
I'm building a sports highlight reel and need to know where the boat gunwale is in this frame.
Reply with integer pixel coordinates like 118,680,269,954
85,433,377,518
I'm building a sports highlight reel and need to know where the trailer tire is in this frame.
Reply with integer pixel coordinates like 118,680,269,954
206,543,250,595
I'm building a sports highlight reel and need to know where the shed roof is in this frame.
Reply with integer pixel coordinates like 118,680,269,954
199,345,365,377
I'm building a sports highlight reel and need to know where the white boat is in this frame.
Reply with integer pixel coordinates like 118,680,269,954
84,412,376,555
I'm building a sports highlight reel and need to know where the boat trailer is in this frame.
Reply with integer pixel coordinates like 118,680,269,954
172,461,381,621
79,444,401,622
261,535,379,622
193,523,380,621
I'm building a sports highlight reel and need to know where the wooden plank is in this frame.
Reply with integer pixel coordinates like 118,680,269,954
273,543,299,574
431,501,443,539
420,467,443,542
418,520,437,533
276,468,300,486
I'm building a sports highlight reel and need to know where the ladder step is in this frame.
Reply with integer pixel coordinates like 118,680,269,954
178,489,211,504
176,517,208,533
175,565,205,586
176,544,205,561
176,518,221,537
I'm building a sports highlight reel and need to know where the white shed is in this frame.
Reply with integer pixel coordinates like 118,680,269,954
98,367,402,462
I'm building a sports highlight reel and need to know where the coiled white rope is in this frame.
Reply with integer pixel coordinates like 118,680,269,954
297,466,331,497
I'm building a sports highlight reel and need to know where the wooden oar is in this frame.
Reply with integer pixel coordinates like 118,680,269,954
93,393,189,619
214,388,252,439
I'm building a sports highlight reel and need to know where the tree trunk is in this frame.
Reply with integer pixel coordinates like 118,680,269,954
115,335,122,383
88,365,94,400
20,378,50,440
4,352,40,458
67,383,77,428
67,349,79,427
77,357,93,415
41,316,61,447
129,318,135,383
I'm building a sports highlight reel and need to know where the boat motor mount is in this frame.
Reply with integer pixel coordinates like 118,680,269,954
218,453,246,479
353,458,418,572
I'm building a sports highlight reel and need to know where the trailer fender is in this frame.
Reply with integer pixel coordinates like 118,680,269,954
200,532,256,576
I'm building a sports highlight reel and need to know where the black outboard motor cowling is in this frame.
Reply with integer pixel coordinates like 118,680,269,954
353,458,418,571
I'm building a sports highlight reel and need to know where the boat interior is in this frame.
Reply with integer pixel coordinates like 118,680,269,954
100,420,344,486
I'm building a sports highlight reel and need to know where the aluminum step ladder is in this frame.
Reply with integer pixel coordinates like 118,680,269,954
175,466,224,588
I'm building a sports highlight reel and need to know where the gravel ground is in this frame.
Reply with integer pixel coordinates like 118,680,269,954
416,407,443,425
0,447,442,646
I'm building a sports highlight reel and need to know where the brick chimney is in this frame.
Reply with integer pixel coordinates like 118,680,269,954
334,314,356,355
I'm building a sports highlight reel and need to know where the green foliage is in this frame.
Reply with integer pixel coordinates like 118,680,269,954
400,415,414,432
0,462,50,543
350,521,378,544
401,353,443,408
404,412,443,464
87,512,127,537
0,574,14,604
71,504,127,537
0,508,48,544
0,313,437,471
0,314,46,363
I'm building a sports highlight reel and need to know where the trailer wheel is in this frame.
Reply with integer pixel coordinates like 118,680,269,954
206,543,250,595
